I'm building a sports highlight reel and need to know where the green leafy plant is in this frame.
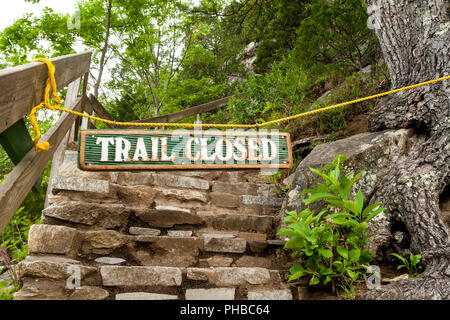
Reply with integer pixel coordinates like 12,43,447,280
277,155,384,297
391,253,423,278
0,280,18,300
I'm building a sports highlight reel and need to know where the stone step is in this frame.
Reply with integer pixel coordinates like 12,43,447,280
42,199,278,234
27,224,289,268
100,265,282,288
247,289,293,300
211,181,278,197
28,224,286,259
115,292,179,300
100,266,183,287
198,212,274,233
133,234,275,255
185,288,235,300
126,170,266,184
185,267,281,287
14,273,295,300
51,172,282,205
14,254,293,300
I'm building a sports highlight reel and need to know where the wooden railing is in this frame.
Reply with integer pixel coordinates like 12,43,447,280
0,52,95,232
123,96,233,128
0,52,233,233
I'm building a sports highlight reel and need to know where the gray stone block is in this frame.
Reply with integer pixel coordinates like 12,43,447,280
185,288,235,300
242,195,283,207
129,227,161,236
247,289,292,300
101,266,182,287
115,292,178,300
203,235,246,253
52,176,110,194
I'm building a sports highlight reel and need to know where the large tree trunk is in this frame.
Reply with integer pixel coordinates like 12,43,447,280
361,0,450,299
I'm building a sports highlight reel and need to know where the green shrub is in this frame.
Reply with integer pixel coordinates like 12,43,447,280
277,155,384,298
391,253,423,278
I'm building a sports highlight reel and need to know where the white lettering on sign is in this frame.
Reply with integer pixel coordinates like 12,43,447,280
133,137,149,161
261,138,278,161
215,138,233,162
233,137,247,162
160,137,176,162
114,137,131,162
96,137,115,162
185,137,200,161
248,138,261,161
95,135,280,163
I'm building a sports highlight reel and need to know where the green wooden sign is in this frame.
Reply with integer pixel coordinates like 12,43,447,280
78,129,293,170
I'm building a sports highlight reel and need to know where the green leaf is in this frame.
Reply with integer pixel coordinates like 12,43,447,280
321,231,334,243
290,263,304,274
309,276,320,286
332,218,352,226
325,212,353,220
333,260,343,267
346,269,358,280
355,190,364,214
299,188,318,195
361,202,382,218
284,238,305,250
299,209,313,221
360,249,374,263
322,267,334,275
325,199,345,209
364,207,384,223
305,233,318,245
349,248,361,263
324,275,333,284
330,166,340,184
276,228,296,236
319,248,333,259
309,168,334,185
289,271,305,281
337,246,348,259
410,253,422,267
344,200,359,215
391,253,408,265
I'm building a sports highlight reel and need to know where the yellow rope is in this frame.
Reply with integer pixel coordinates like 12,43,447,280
29,58,62,152
29,58,450,153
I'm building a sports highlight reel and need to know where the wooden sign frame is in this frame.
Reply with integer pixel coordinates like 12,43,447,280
78,129,293,171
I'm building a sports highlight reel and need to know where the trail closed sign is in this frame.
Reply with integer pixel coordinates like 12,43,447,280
78,129,292,170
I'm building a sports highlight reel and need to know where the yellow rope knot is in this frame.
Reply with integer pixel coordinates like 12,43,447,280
30,58,62,153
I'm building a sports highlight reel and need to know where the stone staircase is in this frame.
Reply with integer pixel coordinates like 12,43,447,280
14,151,301,300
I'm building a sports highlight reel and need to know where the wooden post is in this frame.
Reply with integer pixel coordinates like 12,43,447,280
0,119,42,192
44,78,81,207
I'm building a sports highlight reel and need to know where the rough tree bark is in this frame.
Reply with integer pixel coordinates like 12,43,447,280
361,0,450,299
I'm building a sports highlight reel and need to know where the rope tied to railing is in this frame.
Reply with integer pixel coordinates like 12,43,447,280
30,58,62,153
29,58,450,153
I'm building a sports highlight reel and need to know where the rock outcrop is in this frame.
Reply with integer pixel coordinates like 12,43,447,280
278,129,419,255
